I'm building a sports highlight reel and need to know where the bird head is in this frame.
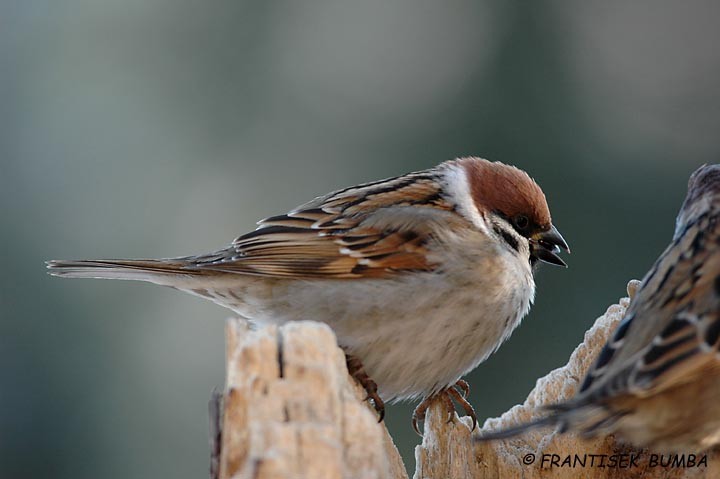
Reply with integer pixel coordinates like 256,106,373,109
457,157,570,267
675,163,720,240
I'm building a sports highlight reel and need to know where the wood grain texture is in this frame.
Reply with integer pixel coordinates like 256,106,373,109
218,319,408,479
473,280,720,479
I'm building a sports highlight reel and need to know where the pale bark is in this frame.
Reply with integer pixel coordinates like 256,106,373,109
217,319,408,479
469,280,720,479
217,281,718,478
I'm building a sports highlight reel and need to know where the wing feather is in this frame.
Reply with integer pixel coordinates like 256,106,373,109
579,212,720,400
188,171,458,278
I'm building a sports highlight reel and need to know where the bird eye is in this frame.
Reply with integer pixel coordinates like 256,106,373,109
513,215,529,230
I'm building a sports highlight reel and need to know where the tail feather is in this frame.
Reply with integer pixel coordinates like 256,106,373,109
475,414,559,442
46,258,199,283
475,399,627,443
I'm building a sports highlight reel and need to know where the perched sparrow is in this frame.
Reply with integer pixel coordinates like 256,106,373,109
48,157,568,432
478,164,720,452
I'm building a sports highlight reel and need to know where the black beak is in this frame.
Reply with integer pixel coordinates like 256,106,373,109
530,225,570,267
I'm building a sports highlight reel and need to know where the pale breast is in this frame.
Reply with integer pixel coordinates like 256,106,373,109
198,229,536,401
232,235,536,400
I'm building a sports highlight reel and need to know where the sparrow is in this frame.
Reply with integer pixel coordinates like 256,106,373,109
477,164,720,452
47,157,569,433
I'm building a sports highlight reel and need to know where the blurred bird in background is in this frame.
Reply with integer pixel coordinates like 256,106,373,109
48,157,568,434
477,164,720,452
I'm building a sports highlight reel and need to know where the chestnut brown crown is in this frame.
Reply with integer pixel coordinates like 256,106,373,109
460,157,552,230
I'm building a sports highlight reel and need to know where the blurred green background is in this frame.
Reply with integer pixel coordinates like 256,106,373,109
3,1,720,477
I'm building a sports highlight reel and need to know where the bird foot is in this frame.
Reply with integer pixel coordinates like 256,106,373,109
346,354,385,422
412,379,477,436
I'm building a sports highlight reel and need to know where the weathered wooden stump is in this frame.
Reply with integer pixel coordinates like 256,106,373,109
215,281,719,478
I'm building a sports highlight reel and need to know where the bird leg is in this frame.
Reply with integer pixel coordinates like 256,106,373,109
447,384,478,431
346,354,385,422
412,379,478,436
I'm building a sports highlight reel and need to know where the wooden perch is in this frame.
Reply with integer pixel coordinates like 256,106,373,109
472,280,720,479
216,319,407,479
215,281,718,478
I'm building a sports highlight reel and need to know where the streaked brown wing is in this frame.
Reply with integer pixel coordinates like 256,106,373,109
188,171,458,278
627,309,718,395
579,212,720,399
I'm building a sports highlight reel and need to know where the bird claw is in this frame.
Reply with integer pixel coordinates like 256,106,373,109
412,403,428,436
447,384,478,432
453,379,470,398
366,393,385,423
412,380,478,436
442,392,456,423
347,354,385,422
411,392,446,435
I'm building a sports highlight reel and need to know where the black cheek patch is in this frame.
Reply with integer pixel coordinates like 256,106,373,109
494,226,519,253
705,319,720,348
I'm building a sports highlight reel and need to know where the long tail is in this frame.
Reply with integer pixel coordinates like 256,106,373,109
46,258,205,284
475,414,559,442
475,399,627,443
